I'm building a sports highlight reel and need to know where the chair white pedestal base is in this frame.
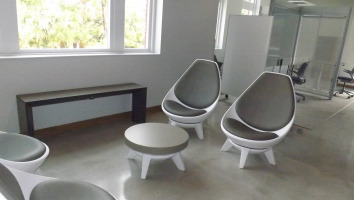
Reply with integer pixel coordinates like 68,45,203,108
221,139,276,168
169,120,204,139
127,149,185,179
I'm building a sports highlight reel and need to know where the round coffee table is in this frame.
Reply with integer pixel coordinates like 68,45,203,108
124,123,189,179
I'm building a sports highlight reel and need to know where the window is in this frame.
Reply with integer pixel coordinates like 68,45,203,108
17,0,110,49
0,0,162,55
215,0,227,49
215,0,261,49
125,0,148,48
241,0,260,16
241,9,253,15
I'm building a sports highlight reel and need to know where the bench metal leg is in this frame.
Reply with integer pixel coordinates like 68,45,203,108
132,88,147,123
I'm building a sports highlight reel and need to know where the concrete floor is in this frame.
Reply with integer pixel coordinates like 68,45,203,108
39,99,354,200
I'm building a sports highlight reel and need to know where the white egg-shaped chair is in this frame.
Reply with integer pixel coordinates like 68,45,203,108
220,72,296,168
162,59,221,139
0,163,117,200
0,131,49,173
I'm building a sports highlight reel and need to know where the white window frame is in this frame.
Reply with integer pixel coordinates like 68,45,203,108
0,0,162,56
215,0,227,49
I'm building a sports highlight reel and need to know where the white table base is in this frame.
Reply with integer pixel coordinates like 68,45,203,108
127,149,185,179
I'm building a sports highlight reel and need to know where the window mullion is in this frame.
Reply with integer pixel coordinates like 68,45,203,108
0,0,162,56
146,0,154,51
0,0,19,54
110,0,125,52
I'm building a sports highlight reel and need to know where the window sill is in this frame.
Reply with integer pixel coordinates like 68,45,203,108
0,51,160,59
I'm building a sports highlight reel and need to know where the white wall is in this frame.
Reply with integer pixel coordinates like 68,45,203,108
0,0,219,132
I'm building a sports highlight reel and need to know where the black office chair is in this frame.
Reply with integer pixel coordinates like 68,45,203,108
289,62,308,102
213,55,223,77
333,67,354,99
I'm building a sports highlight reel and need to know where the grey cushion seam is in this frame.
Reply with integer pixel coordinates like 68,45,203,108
172,100,205,110
223,118,279,141
163,100,207,117
0,134,46,162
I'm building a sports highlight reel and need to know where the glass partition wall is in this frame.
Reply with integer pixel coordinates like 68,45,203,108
294,10,351,99
267,1,351,99
265,4,300,74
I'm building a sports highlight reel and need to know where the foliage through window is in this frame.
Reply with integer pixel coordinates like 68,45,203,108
12,0,156,52
124,0,148,48
17,0,109,49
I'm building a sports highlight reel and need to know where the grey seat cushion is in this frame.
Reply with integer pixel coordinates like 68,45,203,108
163,100,206,116
30,180,115,200
223,118,278,141
174,60,220,109
236,73,295,131
0,163,25,200
0,133,46,162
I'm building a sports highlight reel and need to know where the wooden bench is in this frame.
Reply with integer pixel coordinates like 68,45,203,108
17,83,147,137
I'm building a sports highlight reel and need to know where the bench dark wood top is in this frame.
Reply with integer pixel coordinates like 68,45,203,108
17,83,145,105
17,83,147,137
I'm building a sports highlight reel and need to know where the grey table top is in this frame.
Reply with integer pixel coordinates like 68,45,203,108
124,123,189,155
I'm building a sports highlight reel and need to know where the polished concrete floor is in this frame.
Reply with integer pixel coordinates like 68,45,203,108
39,98,354,200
